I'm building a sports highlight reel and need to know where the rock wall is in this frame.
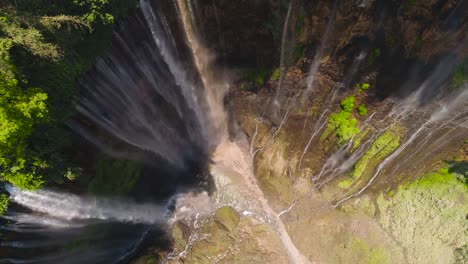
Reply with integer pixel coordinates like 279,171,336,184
142,0,468,263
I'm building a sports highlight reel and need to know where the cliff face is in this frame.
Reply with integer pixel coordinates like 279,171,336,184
132,1,468,263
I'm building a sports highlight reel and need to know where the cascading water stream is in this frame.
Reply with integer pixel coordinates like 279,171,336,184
2,1,465,263
301,55,468,207
302,0,338,98
5,185,167,224
171,1,310,262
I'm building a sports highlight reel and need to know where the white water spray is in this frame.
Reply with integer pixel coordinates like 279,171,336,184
332,75,468,207
5,185,168,224
303,0,338,99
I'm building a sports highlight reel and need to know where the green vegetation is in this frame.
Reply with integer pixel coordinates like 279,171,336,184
375,165,467,263
0,193,9,215
0,1,138,193
73,0,115,25
214,206,240,232
338,179,353,189
241,68,272,91
340,96,355,112
0,39,48,189
342,164,467,263
131,254,162,264
88,157,141,195
270,67,281,81
447,161,467,185
356,82,370,92
321,96,359,145
406,167,466,190
352,128,369,151
352,130,400,179
368,48,380,65
451,59,468,90
357,104,368,116
348,238,389,264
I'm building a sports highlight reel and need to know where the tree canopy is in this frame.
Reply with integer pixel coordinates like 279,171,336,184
0,0,138,193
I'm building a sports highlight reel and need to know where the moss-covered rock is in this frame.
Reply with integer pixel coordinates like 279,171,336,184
214,206,240,232
348,237,388,264
345,167,468,264
254,130,295,210
168,214,289,264
130,253,161,264
352,130,400,179
284,196,401,264
377,168,467,263
172,221,191,251
352,128,370,152
338,179,354,189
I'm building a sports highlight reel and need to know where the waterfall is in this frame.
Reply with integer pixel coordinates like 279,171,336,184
174,0,229,145
303,0,338,98
301,54,468,207
5,185,167,224
2,0,310,263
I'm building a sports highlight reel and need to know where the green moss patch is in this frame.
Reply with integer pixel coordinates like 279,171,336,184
348,238,389,264
214,206,240,232
351,131,400,180
356,83,371,93
270,67,281,81
352,128,370,152
338,179,354,189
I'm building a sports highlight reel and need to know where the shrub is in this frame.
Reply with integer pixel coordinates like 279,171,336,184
340,96,355,112
271,68,281,81
356,82,370,92
322,97,359,145
0,194,9,215
357,104,368,116
0,0,138,189
0,46,49,190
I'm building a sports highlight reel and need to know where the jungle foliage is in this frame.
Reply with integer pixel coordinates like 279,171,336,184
0,0,138,193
